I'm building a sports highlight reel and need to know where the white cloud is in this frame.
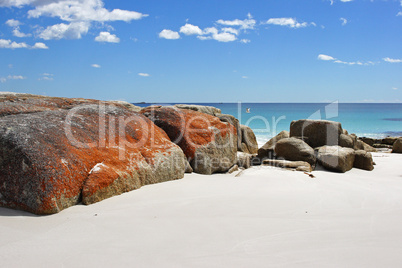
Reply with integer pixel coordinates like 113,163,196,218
5,19,21,27
392,87,398,90
197,36,211,41
1,74,27,82
159,29,180,40
240,39,250,44
212,32,237,42
196,27,237,42
27,0,148,22
2,0,148,42
202,27,218,35
264,17,314,28
334,60,363,65
222,27,239,35
39,76,53,80
242,76,248,79
91,64,101,68
318,54,375,65
216,13,256,30
0,0,32,8
318,54,335,61
32,42,48,49
0,39,28,48
95,31,120,43
383,57,402,63
198,27,237,42
39,22,90,40
398,11,402,16
0,38,48,49
331,0,354,4
8,75,26,80
173,14,255,43
12,27,32,37
6,19,32,38
138,73,150,77
180,23,203,35
39,73,54,81
340,17,348,26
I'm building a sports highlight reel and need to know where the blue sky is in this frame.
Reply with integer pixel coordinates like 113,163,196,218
0,0,401,103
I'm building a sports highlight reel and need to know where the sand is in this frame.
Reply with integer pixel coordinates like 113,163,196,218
1,152,402,267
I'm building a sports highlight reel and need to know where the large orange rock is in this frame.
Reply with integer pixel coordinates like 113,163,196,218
0,96,185,215
141,106,237,174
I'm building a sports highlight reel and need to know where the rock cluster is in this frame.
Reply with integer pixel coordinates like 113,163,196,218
359,136,401,150
259,119,377,173
1,94,241,214
0,94,390,215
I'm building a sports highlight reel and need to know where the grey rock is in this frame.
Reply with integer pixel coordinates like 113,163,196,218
258,131,289,158
263,159,313,172
373,144,392,149
354,150,374,171
359,137,376,146
143,105,162,110
355,140,377,152
174,104,221,116
240,143,250,154
240,125,258,154
339,134,355,148
250,155,263,166
274,137,316,167
290,119,343,148
108,100,142,112
392,138,402,153
185,160,193,173
237,152,252,169
317,146,355,173
228,165,239,174
382,137,398,146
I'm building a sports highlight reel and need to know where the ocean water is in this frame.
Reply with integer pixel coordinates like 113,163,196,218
136,103,402,146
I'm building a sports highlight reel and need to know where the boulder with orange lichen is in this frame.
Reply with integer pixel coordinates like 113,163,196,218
0,103,186,215
141,106,237,175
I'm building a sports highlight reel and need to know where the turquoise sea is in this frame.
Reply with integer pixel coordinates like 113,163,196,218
136,103,402,146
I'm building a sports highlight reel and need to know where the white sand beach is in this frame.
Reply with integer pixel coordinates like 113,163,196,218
1,152,402,267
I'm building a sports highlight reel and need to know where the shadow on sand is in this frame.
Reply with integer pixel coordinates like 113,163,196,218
0,207,39,217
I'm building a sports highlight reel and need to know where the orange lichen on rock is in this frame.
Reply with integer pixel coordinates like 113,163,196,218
0,101,186,215
141,106,237,174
